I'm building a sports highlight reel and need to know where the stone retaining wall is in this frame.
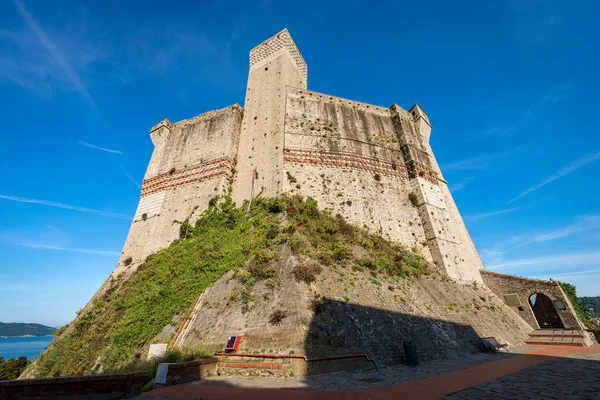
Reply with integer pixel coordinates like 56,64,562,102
481,270,582,330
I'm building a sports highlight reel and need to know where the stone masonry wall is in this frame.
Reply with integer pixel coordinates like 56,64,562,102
112,105,243,277
179,247,533,367
481,270,582,330
231,29,306,206
282,87,431,257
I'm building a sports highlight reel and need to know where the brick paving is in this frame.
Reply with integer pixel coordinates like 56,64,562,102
136,346,600,400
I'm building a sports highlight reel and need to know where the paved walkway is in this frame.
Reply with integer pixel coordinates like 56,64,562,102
138,346,600,400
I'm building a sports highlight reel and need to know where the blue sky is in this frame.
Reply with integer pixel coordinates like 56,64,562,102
1,0,599,327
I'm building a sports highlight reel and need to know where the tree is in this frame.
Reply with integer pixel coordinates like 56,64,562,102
560,282,598,329
0,356,30,380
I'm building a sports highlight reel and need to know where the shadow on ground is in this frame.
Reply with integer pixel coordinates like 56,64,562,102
136,298,600,399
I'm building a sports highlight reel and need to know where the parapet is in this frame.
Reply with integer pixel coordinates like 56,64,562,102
249,28,308,85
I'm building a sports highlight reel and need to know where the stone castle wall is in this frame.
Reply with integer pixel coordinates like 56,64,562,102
112,106,243,277
282,87,432,257
107,28,485,283
481,270,582,330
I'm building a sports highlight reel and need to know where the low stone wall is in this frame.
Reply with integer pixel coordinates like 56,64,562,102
481,270,581,330
0,372,146,400
156,358,218,387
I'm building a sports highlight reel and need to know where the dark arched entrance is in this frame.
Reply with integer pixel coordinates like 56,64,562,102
529,293,564,329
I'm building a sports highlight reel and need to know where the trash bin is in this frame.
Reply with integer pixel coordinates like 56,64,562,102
403,340,419,366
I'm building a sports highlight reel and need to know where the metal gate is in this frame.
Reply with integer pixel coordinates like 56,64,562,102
529,293,564,329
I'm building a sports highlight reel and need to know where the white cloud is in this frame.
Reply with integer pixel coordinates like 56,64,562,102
486,251,600,270
509,150,600,203
465,207,524,222
441,149,518,171
77,141,122,154
0,194,130,220
17,243,120,256
120,166,141,189
6,0,101,105
480,213,600,268
449,177,475,193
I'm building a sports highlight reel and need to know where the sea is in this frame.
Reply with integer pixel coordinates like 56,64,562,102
0,336,54,360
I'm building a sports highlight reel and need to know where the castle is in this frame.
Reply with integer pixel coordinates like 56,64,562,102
68,29,591,374
117,29,484,283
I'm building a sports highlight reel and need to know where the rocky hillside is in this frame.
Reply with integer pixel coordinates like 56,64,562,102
23,195,533,378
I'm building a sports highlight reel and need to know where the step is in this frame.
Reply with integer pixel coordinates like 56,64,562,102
525,340,584,347
530,329,583,336
525,335,585,347
529,332,583,338
218,361,283,370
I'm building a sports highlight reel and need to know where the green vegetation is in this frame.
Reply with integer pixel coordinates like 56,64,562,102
34,197,282,377
0,356,30,380
105,347,211,391
560,283,598,329
0,322,55,337
269,309,287,325
33,195,429,378
291,262,323,284
408,192,419,207
286,171,297,183
581,296,600,318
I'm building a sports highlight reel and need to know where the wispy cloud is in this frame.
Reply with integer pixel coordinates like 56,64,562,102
487,250,600,271
481,213,600,267
9,0,98,105
16,242,119,256
120,166,141,189
441,149,518,171
465,207,524,222
0,195,130,220
509,150,600,203
449,177,475,193
77,141,122,154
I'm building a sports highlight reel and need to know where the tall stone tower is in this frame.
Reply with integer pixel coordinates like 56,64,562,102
231,29,308,204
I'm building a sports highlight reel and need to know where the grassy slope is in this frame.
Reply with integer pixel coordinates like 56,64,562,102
31,195,429,378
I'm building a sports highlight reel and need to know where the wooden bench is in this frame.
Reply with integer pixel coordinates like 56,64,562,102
480,337,508,352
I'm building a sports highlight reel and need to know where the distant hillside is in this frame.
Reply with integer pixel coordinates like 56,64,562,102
0,322,55,337
581,296,600,317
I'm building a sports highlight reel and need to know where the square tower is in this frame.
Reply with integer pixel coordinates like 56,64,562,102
231,29,308,205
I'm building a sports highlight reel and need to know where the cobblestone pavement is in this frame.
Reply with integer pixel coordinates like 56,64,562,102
135,346,600,400
442,352,600,400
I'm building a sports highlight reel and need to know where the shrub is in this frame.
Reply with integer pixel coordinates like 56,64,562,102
408,192,419,207
269,309,287,325
290,234,310,254
266,226,279,240
374,174,381,181
560,282,598,329
286,171,297,183
141,213,148,221
169,167,176,175
123,257,133,266
309,295,324,314
292,262,323,284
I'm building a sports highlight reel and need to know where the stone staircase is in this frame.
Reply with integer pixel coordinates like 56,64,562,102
525,329,586,347
215,356,293,377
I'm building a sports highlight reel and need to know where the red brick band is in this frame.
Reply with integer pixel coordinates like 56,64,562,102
141,157,233,197
284,148,407,178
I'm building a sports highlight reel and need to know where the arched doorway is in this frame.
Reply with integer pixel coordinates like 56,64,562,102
529,293,564,329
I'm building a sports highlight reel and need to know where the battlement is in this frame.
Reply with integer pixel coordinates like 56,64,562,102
249,28,308,85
